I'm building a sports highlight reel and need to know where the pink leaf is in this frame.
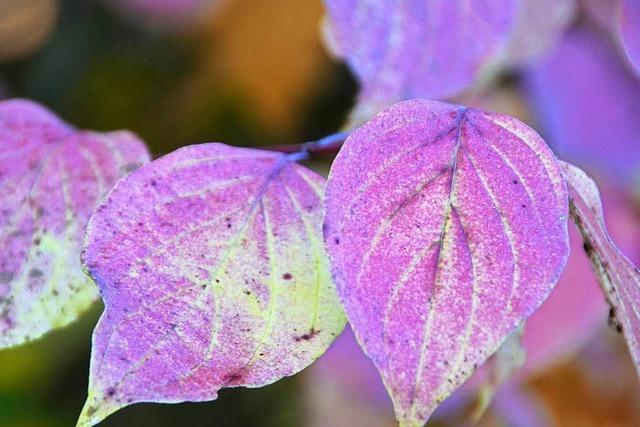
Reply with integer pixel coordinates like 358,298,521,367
323,99,569,426
0,99,150,349
323,0,518,120
619,0,640,76
561,161,640,376
78,143,346,426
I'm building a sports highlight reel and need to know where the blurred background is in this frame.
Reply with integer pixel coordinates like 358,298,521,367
0,0,639,426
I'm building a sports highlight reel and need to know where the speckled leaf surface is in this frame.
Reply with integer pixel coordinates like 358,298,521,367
561,161,640,376
619,0,640,75
323,100,569,426
78,143,345,426
323,0,518,120
0,99,150,349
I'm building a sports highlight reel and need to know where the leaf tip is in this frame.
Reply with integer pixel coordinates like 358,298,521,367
76,389,124,427
397,415,424,427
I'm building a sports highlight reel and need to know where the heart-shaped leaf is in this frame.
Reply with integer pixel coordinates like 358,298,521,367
0,99,150,349
78,143,346,426
619,0,640,76
561,161,640,376
323,100,569,426
322,0,518,120
525,28,640,187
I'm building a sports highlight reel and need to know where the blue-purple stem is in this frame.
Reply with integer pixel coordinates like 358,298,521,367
268,131,351,161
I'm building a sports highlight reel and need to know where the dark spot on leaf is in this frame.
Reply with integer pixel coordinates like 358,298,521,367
295,328,320,342
0,271,14,284
583,240,594,255
222,371,245,386
106,387,117,398
512,179,518,184
282,273,293,280
28,268,44,278
608,306,623,333
334,237,340,245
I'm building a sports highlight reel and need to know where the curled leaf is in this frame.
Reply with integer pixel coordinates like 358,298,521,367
78,143,346,425
324,100,569,426
0,99,150,349
619,0,640,76
560,161,640,375
323,0,518,120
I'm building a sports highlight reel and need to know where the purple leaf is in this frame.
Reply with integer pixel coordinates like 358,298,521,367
323,0,518,120
561,161,640,377
306,220,615,421
619,0,640,76
323,99,569,426
78,143,346,426
0,99,150,349
524,28,640,187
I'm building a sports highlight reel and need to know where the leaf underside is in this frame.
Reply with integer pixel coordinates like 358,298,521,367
324,99,569,426
78,143,346,426
561,161,640,376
